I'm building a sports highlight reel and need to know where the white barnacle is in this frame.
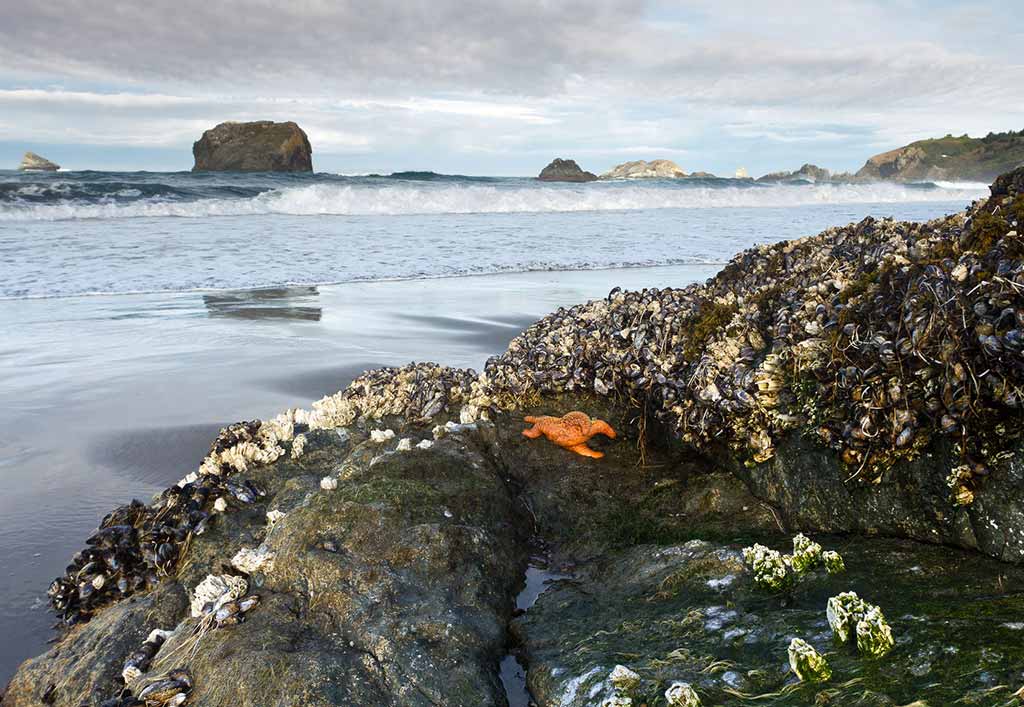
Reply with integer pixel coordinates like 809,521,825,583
416,439,434,450
190,574,248,618
320,476,338,490
664,681,701,706
608,664,641,692
213,497,227,513
231,545,275,574
369,428,395,444
290,433,307,459
855,605,895,658
396,437,413,452
266,509,286,525
787,638,831,682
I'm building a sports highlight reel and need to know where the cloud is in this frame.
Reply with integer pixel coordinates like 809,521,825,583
0,0,1022,174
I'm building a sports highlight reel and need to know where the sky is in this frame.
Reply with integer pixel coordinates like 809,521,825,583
1,0,1022,176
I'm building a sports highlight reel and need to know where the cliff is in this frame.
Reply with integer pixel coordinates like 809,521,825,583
192,121,313,172
855,129,1024,182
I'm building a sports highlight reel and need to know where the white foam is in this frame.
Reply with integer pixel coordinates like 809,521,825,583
0,181,987,222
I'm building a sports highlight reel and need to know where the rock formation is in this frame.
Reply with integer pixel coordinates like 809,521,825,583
192,121,313,172
17,152,59,171
757,163,831,183
537,158,598,182
600,159,686,179
855,129,1024,182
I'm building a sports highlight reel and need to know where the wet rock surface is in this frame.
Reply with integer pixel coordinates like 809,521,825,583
515,534,1024,706
191,121,313,172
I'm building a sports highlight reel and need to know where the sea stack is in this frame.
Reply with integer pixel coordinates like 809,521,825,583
192,121,313,172
18,151,60,171
600,159,686,179
537,158,598,182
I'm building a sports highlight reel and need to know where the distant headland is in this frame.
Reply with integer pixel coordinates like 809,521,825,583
536,129,1024,183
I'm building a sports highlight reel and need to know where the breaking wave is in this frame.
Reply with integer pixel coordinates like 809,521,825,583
0,174,988,222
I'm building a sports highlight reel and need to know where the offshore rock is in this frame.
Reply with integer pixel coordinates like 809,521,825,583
537,158,598,182
756,163,831,183
600,159,686,179
192,121,313,172
17,152,59,171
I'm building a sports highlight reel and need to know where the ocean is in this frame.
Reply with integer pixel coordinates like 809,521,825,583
0,169,988,682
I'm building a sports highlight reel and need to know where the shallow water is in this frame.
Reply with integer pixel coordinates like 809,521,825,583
0,180,983,683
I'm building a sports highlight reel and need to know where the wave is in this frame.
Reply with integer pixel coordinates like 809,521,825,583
0,180,988,222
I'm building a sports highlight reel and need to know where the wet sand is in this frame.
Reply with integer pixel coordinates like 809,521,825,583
0,263,720,682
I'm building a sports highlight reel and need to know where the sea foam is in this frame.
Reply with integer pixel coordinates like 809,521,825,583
0,180,987,222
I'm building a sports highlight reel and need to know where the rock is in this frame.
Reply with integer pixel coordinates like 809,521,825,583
787,638,831,683
537,158,598,182
600,159,686,179
191,121,313,172
757,163,831,183
17,152,59,171
855,129,1024,182
685,171,716,179
514,528,1024,706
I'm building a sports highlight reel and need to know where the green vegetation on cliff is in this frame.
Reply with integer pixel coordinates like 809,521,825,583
855,129,1024,182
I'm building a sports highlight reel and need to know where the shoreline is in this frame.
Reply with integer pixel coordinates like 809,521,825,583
0,262,722,684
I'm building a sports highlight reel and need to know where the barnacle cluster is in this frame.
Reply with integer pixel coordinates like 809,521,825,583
742,543,794,591
608,664,641,692
479,168,1024,482
826,591,894,658
787,637,832,683
664,681,702,707
742,534,844,590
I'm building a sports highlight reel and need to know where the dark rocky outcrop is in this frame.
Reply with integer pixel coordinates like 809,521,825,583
756,163,830,183
537,158,597,182
17,152,59,171
855,129,1024,182
191,121,313,172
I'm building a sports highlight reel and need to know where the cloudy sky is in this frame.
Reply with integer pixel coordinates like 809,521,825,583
1,0,1021,175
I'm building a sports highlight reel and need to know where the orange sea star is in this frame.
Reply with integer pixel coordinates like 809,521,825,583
521,411,617,458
